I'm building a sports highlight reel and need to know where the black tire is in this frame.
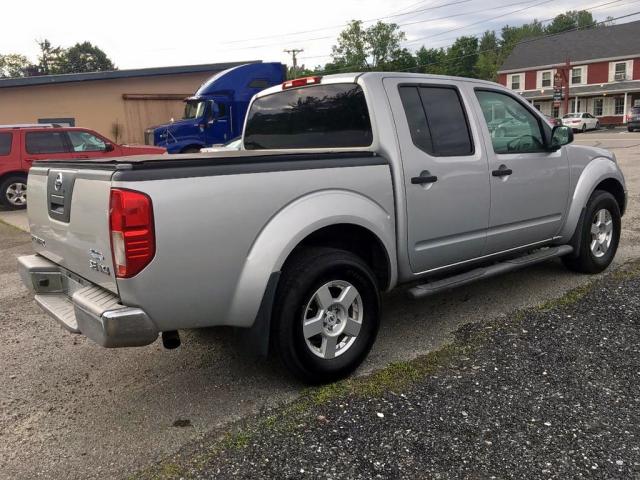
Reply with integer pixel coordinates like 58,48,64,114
562,190,621,274
581,123,587,133
0,175,27,210
629,127,634,132
595,121,600,130
271,247,380,384
180,146,201,153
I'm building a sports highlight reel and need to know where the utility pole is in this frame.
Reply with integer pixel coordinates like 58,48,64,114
284,48,304,79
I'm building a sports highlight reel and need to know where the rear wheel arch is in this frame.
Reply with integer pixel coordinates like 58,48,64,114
284,223,392,291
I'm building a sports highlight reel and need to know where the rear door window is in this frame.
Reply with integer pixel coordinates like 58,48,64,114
0,132,12,155
399,85,473,156
244,83,372,149
25,131,70,154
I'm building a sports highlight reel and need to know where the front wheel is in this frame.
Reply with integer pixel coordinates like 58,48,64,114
271,247,380,384
562,190,621,274
595,121,600,130
0,175,27,210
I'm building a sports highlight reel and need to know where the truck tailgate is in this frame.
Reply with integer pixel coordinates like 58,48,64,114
27,166,118,294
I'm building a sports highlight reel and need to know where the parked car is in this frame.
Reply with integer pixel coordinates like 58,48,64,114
561,112,600,132
627,106,640,132
145,63,285,153
200,136,243,153
18,73,626,384
0,124,165,209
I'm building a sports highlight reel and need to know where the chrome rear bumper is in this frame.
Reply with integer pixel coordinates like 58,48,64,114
18,254,158,348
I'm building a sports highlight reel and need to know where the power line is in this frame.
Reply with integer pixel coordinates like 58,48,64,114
306,10,640,75
219,0,475,46
298,0,557,61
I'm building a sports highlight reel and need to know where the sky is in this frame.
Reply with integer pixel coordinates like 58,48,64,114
2,0,639,70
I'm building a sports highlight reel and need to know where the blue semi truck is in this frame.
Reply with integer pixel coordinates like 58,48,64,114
144,62,286,153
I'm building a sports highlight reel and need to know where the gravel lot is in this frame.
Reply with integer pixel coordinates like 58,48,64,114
1,131,639,479
162,264,640,480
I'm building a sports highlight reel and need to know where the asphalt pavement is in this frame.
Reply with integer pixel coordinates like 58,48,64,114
1,131,639,479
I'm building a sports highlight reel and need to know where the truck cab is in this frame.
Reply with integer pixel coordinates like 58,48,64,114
145,63,285,153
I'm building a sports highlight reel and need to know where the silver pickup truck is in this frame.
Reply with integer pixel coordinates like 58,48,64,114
18,73,626,383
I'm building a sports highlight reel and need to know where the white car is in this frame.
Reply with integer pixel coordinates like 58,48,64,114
562,113,600,132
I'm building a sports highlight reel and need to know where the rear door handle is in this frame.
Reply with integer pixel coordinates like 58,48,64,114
492,168,513,177
411,175,438,184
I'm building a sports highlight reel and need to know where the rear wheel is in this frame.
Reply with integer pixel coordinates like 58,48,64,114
581,123,587,133
271,247,380,384
180,146,201,153
562,190,621,274
0,175,27,210
595,121,600,130
629,126,635,132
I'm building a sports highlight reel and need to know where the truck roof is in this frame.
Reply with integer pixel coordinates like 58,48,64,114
254,72,504,99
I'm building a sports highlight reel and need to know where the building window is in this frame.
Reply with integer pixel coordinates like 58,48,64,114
614,97,625,115
571,68,583,85
552,105,560,118
510,75,521,90
614,62,627,81
594,98,604,116
541,71,552,88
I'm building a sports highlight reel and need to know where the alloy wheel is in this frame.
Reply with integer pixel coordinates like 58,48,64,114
302,280,363,359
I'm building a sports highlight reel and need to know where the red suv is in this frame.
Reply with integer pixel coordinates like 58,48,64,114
0,125,166,209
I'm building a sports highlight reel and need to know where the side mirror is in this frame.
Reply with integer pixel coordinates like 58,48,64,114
103,142,115,152
550,125,573,151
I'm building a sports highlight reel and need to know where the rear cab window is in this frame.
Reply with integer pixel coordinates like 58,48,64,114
243,83,373,149
25,131,70,154
0,132,12,156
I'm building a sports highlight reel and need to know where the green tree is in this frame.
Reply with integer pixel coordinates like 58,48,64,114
330,20,407,71
331,20,369,70
545,10,596,34
446,36,478,78
475,30,500,81
0,54,35,78
60,42,116,73
415,46,447,74
365,21,406,68
36,39,65,75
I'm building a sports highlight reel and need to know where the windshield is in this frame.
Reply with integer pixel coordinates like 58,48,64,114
563,114,581,118
183,101,207,120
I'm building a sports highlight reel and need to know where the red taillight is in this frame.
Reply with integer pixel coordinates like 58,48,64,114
109,189,155,278
282,76,322,89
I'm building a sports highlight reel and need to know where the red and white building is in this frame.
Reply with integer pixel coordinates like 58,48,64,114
497,20,640,124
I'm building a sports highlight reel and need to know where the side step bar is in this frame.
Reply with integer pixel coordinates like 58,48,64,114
408,245,574,299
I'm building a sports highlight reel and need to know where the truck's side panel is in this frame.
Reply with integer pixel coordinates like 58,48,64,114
114,162,395,331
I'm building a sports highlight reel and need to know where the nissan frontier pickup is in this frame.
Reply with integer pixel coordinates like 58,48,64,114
18,73,626,383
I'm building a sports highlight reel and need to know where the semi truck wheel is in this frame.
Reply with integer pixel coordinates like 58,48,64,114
0,175,28,210
562,190,621,274
272,247,380,384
